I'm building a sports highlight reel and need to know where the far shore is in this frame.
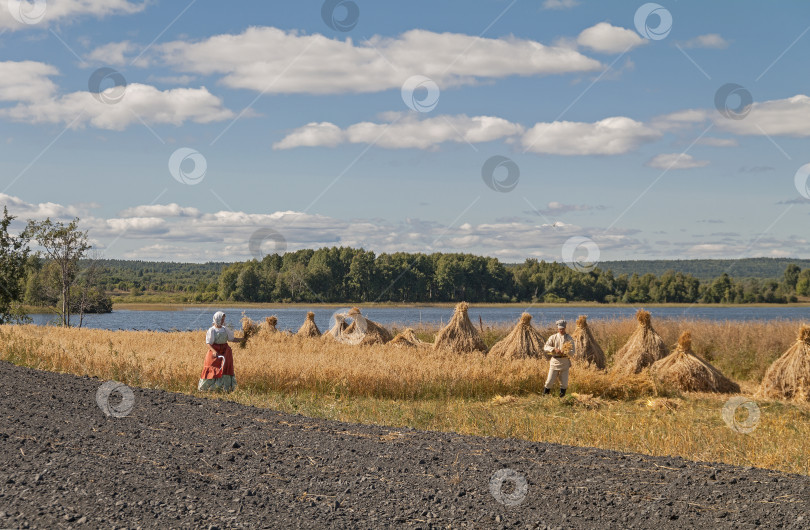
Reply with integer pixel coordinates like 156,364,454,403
110,301,810,311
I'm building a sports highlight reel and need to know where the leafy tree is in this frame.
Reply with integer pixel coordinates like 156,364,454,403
24,218,91,326
0,207,30,323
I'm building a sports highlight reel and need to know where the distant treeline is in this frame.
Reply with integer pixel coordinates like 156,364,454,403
213,248,810,304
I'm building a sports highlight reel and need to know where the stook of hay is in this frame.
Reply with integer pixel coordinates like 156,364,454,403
488,313,545,359
342,307,392,346
239,315,260,348
297,311,321,338
322,313,349,341
611,309,667,375
389,328,427,348
572,315,606,369
650,331,740,394
433,302,486,354
758,324,810,401
263,316,278,333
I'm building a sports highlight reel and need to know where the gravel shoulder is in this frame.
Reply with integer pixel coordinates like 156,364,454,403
0,361,807,529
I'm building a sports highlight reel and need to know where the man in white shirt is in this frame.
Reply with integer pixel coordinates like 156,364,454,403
543,319,575,397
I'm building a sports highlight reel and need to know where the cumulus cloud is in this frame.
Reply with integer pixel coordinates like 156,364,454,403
696,137,738,147
0,61,235,130
542,0,579,9
645,153,710,170
521,116,661,155
118,204,202,218
576,22,647,54
679,34,729,49
153,27,602,95
1,0,146,30
85,41,139,66
274,114,524,150
0,61,59,102
715,94,810,136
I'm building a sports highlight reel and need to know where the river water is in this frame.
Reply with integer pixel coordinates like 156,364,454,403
26,306,810,332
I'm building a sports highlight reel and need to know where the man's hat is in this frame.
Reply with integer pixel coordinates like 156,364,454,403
556,319,566,328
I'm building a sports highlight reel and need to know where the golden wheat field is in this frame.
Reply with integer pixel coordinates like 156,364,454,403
2,317,809,475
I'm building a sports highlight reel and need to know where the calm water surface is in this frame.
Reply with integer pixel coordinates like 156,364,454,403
27,306,810,332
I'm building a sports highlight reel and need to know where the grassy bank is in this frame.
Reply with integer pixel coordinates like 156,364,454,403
1,318,808,475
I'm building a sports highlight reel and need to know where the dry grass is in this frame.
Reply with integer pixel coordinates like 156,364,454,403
3,317,810,476
389,328,427,348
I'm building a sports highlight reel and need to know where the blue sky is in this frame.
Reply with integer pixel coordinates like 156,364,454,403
1,0,809,264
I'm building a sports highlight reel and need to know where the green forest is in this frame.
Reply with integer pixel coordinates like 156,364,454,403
17,250,810,308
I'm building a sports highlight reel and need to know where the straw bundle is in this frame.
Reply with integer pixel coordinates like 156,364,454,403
650,332,740,393
343,307,392,346
572,315,606,369
611,310,667,374
297,311,321,338
433,302,486,354
239,315,260,348
263,316,278,333
758,325,810,401
322,313,349,341
389,328,427,348
488,313,545,359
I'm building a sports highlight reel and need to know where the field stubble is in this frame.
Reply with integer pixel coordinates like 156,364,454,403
2,317,809,475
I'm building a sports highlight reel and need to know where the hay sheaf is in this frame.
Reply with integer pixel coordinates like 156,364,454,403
322,313,349,341
572,315,606,369
488,313,545,359
758,324,810,401
239,315,260,348
389,328,427,348
650,331,740,394
339,308,393,346
297,311,321,338
433,302,486,354
611,309,667,374
263,316,278,333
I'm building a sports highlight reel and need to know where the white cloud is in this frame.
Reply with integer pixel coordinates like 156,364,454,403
274,122,346,150
85,41,139,66
274,114,524,150
0,71,234,130
715,94,810,137
118,204,202,218
0,61,59,102
696,137,737,147
542,0,579,9
521,116,661,155
679,34,729,49
0,193,86,219
645,153,710,170
1,0,146,30
577,22,647,54
155,27,602,95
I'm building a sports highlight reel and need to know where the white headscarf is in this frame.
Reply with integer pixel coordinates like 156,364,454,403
213,311,226,327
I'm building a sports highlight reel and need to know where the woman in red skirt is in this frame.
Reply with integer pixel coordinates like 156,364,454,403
198,311,239,392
